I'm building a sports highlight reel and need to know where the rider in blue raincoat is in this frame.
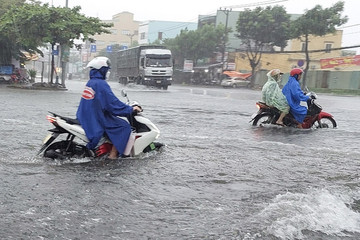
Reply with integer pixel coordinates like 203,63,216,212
282,68,310,127
76,57,141,159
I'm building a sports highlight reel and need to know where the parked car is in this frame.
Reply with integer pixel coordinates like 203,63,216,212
221,76,250,88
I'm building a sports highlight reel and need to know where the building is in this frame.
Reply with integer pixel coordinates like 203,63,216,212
92,12,197,50
138,20,198,45
92,12,140,52
233,30,344,73
199,10,347,72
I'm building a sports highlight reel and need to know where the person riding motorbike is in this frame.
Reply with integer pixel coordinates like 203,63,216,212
261,69,289,126
282,68,310,128
76,56,141,159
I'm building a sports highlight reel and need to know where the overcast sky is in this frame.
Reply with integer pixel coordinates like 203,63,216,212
39,0,360,50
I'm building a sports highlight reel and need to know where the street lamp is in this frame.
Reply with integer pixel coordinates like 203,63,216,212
127,32,137,47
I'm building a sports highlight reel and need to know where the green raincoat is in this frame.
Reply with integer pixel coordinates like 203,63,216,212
261,71,289,113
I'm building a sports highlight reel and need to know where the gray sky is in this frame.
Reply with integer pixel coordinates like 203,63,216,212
39,0,360,50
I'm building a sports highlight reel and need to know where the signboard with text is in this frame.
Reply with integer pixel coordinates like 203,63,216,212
183,60,193,72
320,55,360,69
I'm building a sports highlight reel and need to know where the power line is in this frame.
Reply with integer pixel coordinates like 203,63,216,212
221,0,288,9
338,24,360,29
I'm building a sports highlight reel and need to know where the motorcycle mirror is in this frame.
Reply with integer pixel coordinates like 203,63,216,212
121,89,127,97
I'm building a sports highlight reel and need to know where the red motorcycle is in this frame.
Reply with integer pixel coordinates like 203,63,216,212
250,92,337,129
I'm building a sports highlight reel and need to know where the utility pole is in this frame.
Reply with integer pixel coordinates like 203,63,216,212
60,0,69,87
218,7,231,78
218,0,288,78
127,32,137,47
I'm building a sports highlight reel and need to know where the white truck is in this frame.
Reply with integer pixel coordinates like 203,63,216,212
116,45,173,90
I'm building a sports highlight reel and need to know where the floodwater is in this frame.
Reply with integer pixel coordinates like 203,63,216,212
0,80,359,240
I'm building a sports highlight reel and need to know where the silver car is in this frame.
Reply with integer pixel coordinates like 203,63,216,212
221,77,251,88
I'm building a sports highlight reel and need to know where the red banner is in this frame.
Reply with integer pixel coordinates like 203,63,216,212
320,55,360,69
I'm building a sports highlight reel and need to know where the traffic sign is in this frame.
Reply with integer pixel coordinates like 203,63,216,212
90,45,96,53
106,45,112,53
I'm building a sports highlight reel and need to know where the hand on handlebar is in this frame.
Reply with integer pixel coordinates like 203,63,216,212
133,106,142,113
307,98,314,105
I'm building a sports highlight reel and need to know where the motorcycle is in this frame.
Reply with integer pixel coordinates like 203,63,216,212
37,90,163,160
250,91,337,129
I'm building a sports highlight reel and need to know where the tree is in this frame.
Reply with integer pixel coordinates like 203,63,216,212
291,1,348,88
0,2,112,85
163,24,225,68
0,0,25,16
236,5,291,87
98,44,124,81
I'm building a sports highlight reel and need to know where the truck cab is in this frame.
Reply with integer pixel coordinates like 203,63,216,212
139,48,173,90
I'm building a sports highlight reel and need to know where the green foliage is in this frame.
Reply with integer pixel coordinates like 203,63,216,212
163,24,225,68
291,1,348,38
28,69,37,78
237,5,290,49
98,44,124,81
0,0,25,16
290,1,347,88
0,2,112,64
236,5,291,86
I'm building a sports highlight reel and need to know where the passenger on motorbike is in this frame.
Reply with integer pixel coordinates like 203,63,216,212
76,57,141,159
282,68,310,128
261,69,289,126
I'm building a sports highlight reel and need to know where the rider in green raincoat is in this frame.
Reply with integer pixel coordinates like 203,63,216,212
261,69,290,126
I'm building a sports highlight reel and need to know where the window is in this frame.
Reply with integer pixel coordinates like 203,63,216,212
140,32,146,40
325,43,332,53
122,30,130,35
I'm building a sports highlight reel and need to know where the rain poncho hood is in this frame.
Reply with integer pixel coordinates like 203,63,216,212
76,69,133,154
261,70,289,113
282,76,310,123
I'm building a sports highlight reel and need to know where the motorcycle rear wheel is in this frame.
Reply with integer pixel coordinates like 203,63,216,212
252,113,274,127
44,141,90,159
314,116,337,128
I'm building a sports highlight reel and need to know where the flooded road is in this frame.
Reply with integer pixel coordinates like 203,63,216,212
0,80,359,239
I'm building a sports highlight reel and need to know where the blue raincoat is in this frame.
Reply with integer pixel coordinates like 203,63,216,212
282,76,310,123
76,69,133,154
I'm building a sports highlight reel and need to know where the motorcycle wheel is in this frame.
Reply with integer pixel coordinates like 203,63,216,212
314,116,337,128
252,112,274,127
43,141,90,159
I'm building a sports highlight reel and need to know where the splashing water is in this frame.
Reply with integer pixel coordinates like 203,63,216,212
260,188,360,239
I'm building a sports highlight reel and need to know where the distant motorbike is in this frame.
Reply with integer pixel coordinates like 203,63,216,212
38,90,163,160
250,91,337,129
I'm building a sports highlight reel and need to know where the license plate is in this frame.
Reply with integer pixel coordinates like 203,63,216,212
156,80,161,83
43,134,52,144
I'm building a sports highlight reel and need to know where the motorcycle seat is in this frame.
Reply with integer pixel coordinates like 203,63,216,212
49,112,79,125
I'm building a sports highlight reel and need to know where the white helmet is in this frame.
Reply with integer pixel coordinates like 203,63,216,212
86,57,111,69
